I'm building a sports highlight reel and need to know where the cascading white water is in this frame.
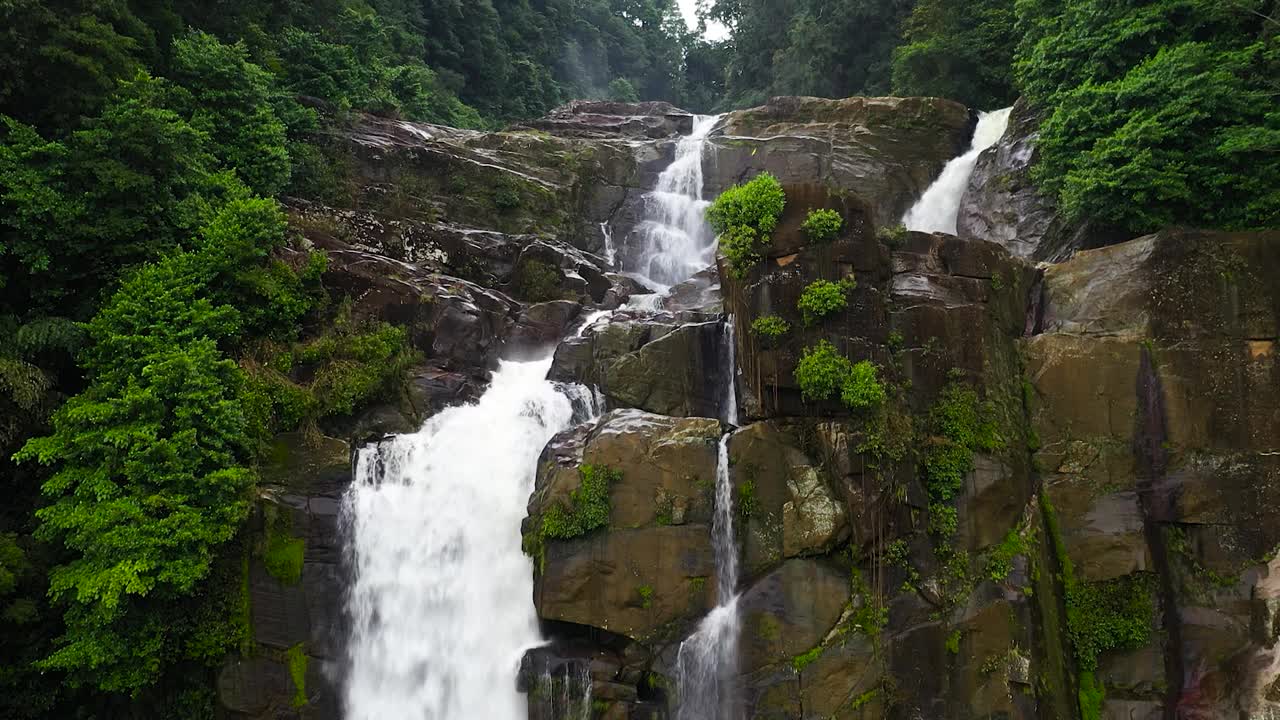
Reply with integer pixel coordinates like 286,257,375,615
722,318,739,427
343,359,580,720
599,221,616,267
675,435,740,719
902,107,1013,234
630,115,720,289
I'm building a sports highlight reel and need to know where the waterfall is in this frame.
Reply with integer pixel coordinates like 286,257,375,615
902,107,1013,234
675,435,740,719
342,359,583,720
343,110,736,720
722,318,739,427
599,221,616,267
629,114,720,291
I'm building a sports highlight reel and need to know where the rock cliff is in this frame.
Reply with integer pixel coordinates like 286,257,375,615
219,97,1280,720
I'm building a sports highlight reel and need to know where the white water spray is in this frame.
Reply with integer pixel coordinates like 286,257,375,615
629,115,720,290
675,435,740,719
343,359,581,720
902,107,1012,235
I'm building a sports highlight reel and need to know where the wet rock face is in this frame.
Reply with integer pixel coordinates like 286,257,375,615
550,314,733,419
517,100,695,139
220,432,351,720
1027,228,1280,719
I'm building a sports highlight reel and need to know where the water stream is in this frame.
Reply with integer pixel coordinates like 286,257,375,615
674,434,740,719
902,107,1013,234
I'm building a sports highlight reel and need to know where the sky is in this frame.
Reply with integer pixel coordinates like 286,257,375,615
677,0,729,40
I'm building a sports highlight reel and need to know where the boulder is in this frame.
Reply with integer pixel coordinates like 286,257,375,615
530,410,723,644
604,321,730,419
737,559,851,674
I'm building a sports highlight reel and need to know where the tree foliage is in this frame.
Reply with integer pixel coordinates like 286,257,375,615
709,0,913,107
1014,0,1280,233
13,200,309,691
891,0,1018,109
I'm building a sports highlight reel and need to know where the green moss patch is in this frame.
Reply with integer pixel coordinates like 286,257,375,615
286,643,308,708
262,508,305,585
792,646,822,672
924,381,1004,539
541,464,620,540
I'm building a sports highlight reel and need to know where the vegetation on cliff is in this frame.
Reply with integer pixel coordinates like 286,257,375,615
707,172,786,278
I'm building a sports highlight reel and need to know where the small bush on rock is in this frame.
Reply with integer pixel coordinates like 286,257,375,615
876,223,908,247
751,315,790,342
800,208,843,243
798,278,855,326
795,340,853,402
841,360,885,411
493,187,522,210
718,225,764,278
512,258,563,302
796,342,889,414
707,173,786,278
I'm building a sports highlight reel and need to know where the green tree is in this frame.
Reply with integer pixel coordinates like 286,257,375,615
608,77,641,102
0,73,229,319
170,32,291,196
1014,0,1279,233
0,0,150,130
13,198,313,692
711,0,912,105
891,0,1018,109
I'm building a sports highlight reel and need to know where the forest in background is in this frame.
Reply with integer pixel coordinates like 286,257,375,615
0,0,1275,717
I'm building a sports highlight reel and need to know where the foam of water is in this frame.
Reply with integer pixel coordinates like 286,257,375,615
574,309,614,338
630,115,720,287
902,107,1013,235
343,359,581,720
675,435,740,719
